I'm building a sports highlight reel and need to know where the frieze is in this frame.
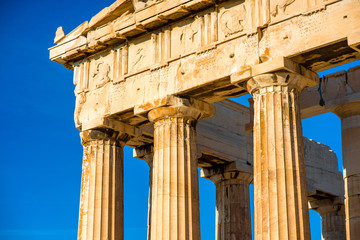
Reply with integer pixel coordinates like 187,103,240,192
129,34,152,73
271,0,296,17
172,16,200,57
74,92,86,128
220,4,247,37
50,0,348,65
50,0,360,127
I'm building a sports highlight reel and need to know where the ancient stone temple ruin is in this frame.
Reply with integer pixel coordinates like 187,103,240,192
49,0,360,239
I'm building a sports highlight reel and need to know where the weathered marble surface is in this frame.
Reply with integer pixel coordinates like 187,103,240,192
334,102,360,240
50,0,360,131
49,0,360,239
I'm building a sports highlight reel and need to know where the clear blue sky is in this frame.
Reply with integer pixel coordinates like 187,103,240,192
0,1,359,239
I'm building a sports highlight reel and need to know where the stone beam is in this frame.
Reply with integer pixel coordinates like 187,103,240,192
196,100,252,168
50,0,359,130
304,138,345,200
301,65,360,119
50,0,360,72
200,137,345,200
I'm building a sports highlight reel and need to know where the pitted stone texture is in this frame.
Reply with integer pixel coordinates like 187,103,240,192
149,103,208,240
78,129,126,240
303,138,345,198
248,72,310,240
50,0,360,129
134,145,154,240
210,172,252,240
334,102,360,240
309,198,346,240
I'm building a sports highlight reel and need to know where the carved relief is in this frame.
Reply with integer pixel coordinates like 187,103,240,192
132,48,144,71
271,0,296,17
129,35,152,72
170,16,201,57
93,62,111,88
180,21,198,47
220,5,246,37
74,92,86,127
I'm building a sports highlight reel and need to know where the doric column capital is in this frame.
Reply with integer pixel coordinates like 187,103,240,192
135,95,215,123
210,171,253,185
133,144,154,167
80,128,129,146
309,198,344,215
246,71,312,95
148,96,215,123
148,105,202,123
333,101,360,119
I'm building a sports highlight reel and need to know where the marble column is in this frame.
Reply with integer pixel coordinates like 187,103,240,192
143,148,154,240
210,172,252,240
78,129,128,240
334,101,360,240
310,199,346,240
148,99,214,240
247,71,311,240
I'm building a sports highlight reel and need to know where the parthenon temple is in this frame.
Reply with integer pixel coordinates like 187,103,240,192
49,0,360,239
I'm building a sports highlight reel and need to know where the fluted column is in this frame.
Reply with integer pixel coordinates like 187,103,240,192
210,172,252,240
334,101,360,240
148,99,215,240
310,198,346,240
247,71,311,240
143,148,154,240
78,129,128,240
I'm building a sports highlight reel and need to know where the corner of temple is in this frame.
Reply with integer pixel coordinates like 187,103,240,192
81,116,140,136
80,128,125,144
80,117,141,145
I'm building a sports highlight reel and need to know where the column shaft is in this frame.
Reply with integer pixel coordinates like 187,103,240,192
146,155,153,240
214,173,252,240
151,116,200,240
320,206,346,240
335,102,360,240
147,100,215,240
78,129,125,240
248,72,311,240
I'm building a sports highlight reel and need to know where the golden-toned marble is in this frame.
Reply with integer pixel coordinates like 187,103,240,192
49,0,360,239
